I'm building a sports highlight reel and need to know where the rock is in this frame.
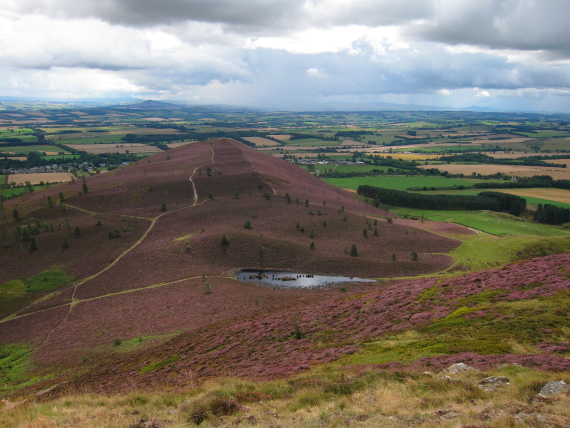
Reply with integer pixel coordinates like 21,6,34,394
434,410,459,419
439,362,479,375
479,376,510,385
478,376,510,391
538,380,569,398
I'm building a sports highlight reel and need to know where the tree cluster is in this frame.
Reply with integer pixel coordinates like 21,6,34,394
357,185,527,215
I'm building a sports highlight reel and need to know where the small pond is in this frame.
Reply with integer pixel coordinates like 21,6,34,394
236,269,375,289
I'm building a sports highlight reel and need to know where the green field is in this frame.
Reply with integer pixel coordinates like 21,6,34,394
0,145,70,154
0,185,49,199
323,175,497,191
56,134,125,145
0,128,37,142
284,138,340,147
392,207,570,237
0,175,6,186
41,154,81,160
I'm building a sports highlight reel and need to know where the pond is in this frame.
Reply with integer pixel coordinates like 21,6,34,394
236,269,375,289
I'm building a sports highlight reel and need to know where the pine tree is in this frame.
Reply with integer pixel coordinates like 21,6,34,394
349,244,358,257
220,233,230,246
12,207,20,221
61,235,70,249
82,178,89,194
29,237,38,252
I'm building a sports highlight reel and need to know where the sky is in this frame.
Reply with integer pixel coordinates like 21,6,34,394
1,0,570,112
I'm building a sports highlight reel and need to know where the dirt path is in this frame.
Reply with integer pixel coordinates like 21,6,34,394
241,147,277,195
2,144,222,350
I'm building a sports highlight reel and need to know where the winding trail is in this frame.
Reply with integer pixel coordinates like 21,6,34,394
2,139,278,352
1,142,217,350
242,147,277,195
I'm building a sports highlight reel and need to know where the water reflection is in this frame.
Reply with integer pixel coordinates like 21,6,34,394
236,269,375,289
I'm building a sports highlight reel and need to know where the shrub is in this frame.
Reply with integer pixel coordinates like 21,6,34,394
203,283,212,295
349,244,358,257
244,220,252,229
108,229,122,238
220,234,230,246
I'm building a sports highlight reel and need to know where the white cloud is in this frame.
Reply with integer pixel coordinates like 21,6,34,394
0,0,569,111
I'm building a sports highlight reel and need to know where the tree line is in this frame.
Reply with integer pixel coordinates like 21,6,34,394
357,185,527,216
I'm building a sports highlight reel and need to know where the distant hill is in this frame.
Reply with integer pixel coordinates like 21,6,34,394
117,99,185,110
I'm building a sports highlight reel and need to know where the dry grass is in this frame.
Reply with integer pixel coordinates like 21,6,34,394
7,172,75,185
2,368,568,427
497,188,570,204
269,134,292,140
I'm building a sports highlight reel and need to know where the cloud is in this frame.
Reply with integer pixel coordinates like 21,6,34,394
411,0,570,59
1,0,569,111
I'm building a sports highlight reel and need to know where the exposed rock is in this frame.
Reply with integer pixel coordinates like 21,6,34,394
438,362,479,375
478,376,510,391
433,409,459,419
538,380,569,398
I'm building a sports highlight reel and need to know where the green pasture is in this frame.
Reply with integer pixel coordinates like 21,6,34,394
391,207,570,237
54,134,125,144
448,233,570,273
0,145,69,154
536,138,570,151
323,175,495,191
284,138,340,147
516,130,568,138
0,175,6,186
0,128,37,141
0,185,49,199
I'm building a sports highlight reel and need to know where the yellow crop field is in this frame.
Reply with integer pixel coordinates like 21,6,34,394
8,172,75,185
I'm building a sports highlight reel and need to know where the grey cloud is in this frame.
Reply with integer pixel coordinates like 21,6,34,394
411,0,570,57
16,0,307,30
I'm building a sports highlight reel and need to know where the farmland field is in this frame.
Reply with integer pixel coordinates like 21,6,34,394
7,172,75,185
268,134,292,140
65,143,163,154
242,136,280,147
391,208,570,237
497,188,570,205
283,138,339,146
0,185,49,198
0,145,69,154
0,175,6,185
323,175,499,191
419,163,570,180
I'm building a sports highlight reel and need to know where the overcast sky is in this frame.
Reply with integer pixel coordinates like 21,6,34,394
1,0,569,112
